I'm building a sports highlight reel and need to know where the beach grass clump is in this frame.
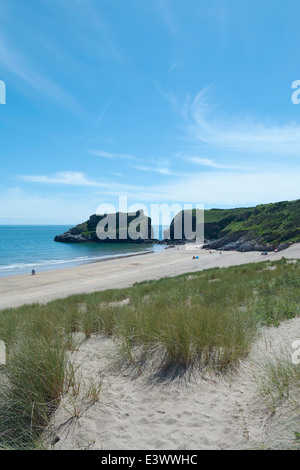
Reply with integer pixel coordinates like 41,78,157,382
4,332,67,420
0,308,72,448
115,288,257,372
258,354,300,408
256,353,300,449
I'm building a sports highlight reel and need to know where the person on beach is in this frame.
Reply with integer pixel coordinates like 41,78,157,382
31,269,36,276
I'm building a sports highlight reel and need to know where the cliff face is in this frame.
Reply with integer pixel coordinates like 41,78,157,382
205,231,290,252
167,200,300,251
54,210,156,244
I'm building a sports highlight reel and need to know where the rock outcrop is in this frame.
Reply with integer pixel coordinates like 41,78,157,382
55,210,157,244
204,231,291,252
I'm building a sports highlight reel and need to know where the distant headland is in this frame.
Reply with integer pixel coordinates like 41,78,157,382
55,199,300,252
54,210,156,244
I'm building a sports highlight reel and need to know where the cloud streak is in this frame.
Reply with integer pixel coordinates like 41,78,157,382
155,0,179,36
18,171,142,194
138,170,300,207
185,88,300,157
0,37,80,112
19,171,106,187
131,161,172,175
185,156,247,170
90,150,138,161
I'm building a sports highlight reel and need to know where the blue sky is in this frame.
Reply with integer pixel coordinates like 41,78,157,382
1,0,300,224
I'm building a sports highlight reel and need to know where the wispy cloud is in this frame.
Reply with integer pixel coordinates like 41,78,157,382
90,149,138,161
132,164,171,175
92,98,112,130
154,81,178,111
0,0,124,112
19,171,106,187
18,171,142,194
41,0,126,65
170,60,179,72
155,0,179,36
131,157,172,175
0,37,80,112
185,88,300,157
185,156,247,170
137,170,300,207
158,84,300,159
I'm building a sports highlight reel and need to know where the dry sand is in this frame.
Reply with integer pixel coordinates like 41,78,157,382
1,243,300,310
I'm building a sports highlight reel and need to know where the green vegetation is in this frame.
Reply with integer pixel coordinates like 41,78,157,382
256,353,300,449
204,199,300,244
58,199,300,247
1,257,300,448
258,354,300,411
80,212,151,239
55,210,153,243
170,199,300,245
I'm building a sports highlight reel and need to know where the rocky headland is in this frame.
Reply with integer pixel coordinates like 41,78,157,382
54,210,157,244
55,199,300,252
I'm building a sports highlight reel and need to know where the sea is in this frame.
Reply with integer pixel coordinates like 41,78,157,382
0,225,167,277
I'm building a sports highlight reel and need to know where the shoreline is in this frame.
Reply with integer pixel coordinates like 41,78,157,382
0,246,160,279
1,243,300,310
89,249,155,264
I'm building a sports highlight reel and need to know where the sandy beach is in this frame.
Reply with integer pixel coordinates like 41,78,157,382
1,243,300,310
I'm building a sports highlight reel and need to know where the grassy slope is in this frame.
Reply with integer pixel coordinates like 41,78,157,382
68,200,300,246
202,199,300,244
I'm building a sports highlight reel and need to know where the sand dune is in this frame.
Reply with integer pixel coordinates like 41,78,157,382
48,316,300,450
1,244,300,310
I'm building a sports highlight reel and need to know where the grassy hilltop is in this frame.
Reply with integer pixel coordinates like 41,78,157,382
169,199,300,250
204,199,300,243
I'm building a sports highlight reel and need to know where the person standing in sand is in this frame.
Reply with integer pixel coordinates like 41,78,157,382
31,269,36,276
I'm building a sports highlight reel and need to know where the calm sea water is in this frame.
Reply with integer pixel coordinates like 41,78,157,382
0,225,166,277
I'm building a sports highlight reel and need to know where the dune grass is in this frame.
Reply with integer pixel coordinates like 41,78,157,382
0,257,300,448
258,354,300,410
255,353,300,449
